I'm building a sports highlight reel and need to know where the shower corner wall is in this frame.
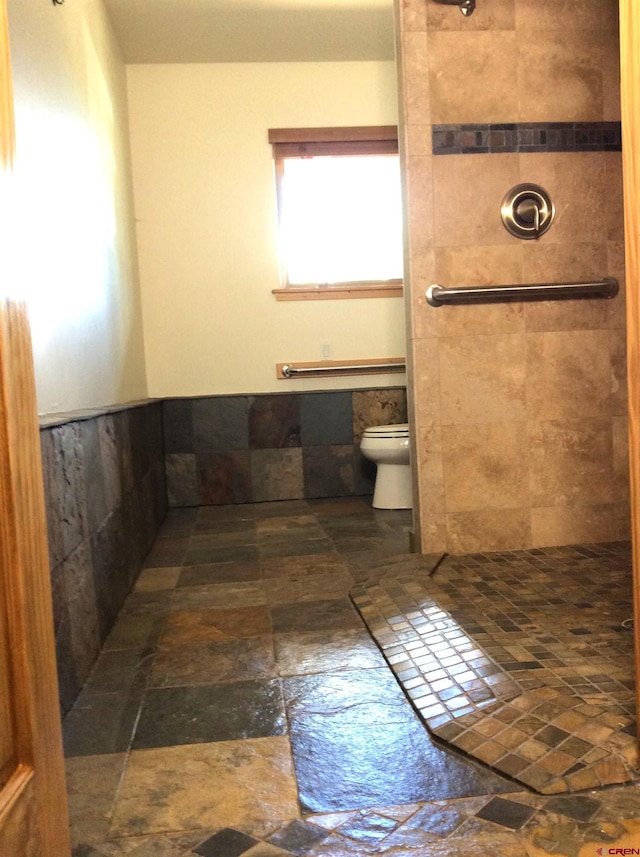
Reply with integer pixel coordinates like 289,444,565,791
395,0,630,555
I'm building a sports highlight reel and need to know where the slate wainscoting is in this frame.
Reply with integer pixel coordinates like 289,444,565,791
40,402,167,714
163,388,408,507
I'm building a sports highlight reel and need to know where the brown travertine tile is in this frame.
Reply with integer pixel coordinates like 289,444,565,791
428,32,518,124
352,390,408,442
525,330,611,420
442,423,529,513
518,153,623,246
439,334,527,425
517,31,604,122
433,154,520,247
515,0,619,33
528,419,614,507
531,504,620,548
427,0,515,31
109,738,300,837
405,154,435,251
434,245,524,337
401,31,431,126
446,509,531,552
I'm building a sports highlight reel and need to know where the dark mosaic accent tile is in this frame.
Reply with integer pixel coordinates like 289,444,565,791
193,396,249,453
303,445,355,499
268,820,330,855
193,828,259,857
300,391,354,446
475,796,537,830
197,451,252,505
163,398,194,454
132,679,287,748
249,395,301,449
432,122,622,155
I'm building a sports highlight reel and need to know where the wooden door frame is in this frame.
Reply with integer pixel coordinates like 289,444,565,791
0,1,71,853
619,0,640,748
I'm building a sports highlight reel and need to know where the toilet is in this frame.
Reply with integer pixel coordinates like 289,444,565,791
360,423,412,509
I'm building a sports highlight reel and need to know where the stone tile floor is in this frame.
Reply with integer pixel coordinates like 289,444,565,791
64,497,640,856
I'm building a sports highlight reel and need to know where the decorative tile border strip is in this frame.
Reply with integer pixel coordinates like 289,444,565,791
432,121,622,155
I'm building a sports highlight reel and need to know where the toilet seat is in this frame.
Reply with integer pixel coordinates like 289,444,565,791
362,423,409,439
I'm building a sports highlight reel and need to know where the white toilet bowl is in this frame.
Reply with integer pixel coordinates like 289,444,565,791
360,423,412,510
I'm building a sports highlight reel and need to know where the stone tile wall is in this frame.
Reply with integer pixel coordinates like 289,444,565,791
40,402,167,714
163,388,408,506
396,0,628,553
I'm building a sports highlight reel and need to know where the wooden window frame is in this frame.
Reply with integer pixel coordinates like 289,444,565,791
268,126,403,301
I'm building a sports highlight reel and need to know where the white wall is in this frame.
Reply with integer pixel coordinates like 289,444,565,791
127,61,405,397
7,0,147,415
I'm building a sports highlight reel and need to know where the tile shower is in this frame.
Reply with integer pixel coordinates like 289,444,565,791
397,0,629,554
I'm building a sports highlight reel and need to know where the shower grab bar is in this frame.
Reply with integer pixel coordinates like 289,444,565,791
426,277,619,307
278,358,405,379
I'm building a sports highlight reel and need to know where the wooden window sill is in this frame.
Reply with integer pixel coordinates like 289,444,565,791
272,283,404,301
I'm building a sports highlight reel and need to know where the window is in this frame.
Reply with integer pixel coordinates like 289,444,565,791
269,126,403,300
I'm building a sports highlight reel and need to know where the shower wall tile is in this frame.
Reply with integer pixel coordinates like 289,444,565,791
428,32,518,124
397,0,627,553
528,419,614,507
518,153,624,244
439,334,527,424
427,0,515,31
610,329,629,417
396,0,426,36
525,330,612,420
40,401,167,716
517,32,604,122
399,31,431,126
442,422,529,512
446,508,531,553
514,0,619,34
405,155,435,249
432,154,520,246
193,396,249,452
530,504,620,548
249,395,301,449
251,449,304,503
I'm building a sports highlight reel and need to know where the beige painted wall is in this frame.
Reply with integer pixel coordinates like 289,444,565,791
396,0,628,552
7,0,147,415
126,61,405,398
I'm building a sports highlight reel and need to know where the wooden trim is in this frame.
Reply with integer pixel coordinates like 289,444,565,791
0,0,14,167
268,125,398,144
272,140,398,158
276,357,406,380
620,0,640,750
272,283,403,301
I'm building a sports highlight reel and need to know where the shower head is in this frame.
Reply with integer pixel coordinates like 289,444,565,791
432,0,476,16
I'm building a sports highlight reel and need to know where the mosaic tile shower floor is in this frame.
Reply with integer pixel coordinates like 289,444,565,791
64,498,640,857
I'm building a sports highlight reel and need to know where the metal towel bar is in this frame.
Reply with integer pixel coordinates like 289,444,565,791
426,277,619,307
281,360,405,378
